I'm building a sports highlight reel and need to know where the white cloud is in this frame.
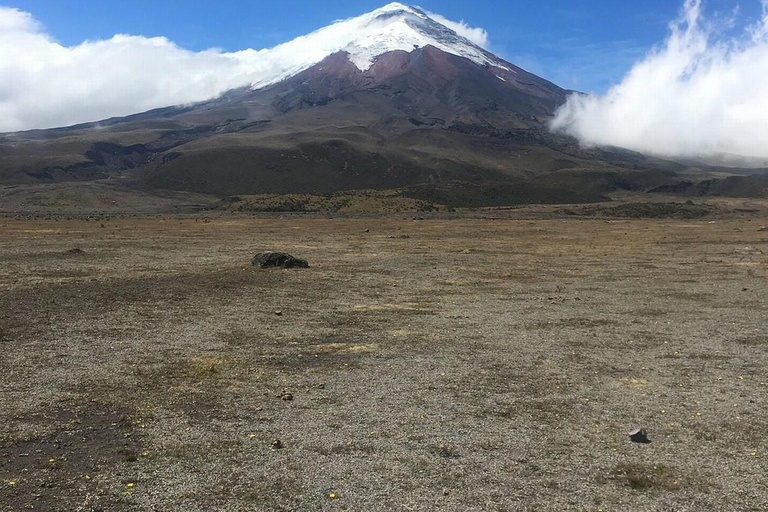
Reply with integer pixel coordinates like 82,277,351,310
0,5,493,132
0,6,37,32
0,7,273,132
551,0,768,160
425,11,489,48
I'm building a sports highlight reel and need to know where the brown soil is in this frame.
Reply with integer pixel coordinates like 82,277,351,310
1,206,766,511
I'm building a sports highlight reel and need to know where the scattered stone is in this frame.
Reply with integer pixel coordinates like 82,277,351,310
364,229,370,233
758,226,768,232
271,439,284,450
432,444,459,458
63,248,86,256
274,310,283,316
629,428,651,444
280,391,294,401
252,252,309,269
733,246,763,255
442,488,450,496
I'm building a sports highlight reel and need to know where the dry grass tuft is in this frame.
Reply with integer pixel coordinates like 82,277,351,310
612,463,709,492
182,357,229,378
734,336,768,346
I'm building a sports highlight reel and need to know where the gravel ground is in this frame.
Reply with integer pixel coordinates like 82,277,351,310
0,208,766,511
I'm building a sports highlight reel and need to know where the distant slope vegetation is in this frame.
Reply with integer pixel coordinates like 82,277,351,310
650,174,768,198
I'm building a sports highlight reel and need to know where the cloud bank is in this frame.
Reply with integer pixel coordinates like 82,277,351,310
0,7,267,132
0,5,490,132
551,0,768,160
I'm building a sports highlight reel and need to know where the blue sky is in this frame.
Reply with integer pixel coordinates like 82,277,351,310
2,1,766,157
5,0,763,92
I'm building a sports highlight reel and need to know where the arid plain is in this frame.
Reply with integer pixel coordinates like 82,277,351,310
1,200,766,511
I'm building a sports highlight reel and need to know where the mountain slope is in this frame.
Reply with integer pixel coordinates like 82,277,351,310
134,43,577,195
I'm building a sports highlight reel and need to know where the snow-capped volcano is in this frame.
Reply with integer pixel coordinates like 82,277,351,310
248,3,508,89
1,2,581,201
4,3,755,209
0,3,520,132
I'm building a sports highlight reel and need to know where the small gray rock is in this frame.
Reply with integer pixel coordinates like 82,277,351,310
629,428,651,444
733,246,763,255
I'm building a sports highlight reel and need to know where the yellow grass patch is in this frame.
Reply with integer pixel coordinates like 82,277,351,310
351,302,429,312
618,378,653,389
313,343,376,354
183,356,230,377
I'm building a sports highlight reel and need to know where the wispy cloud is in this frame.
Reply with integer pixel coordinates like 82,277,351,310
0,6,277,132
551,0,768,160
424,11,489,48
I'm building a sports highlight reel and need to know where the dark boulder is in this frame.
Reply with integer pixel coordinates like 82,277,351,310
252,252,309,269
